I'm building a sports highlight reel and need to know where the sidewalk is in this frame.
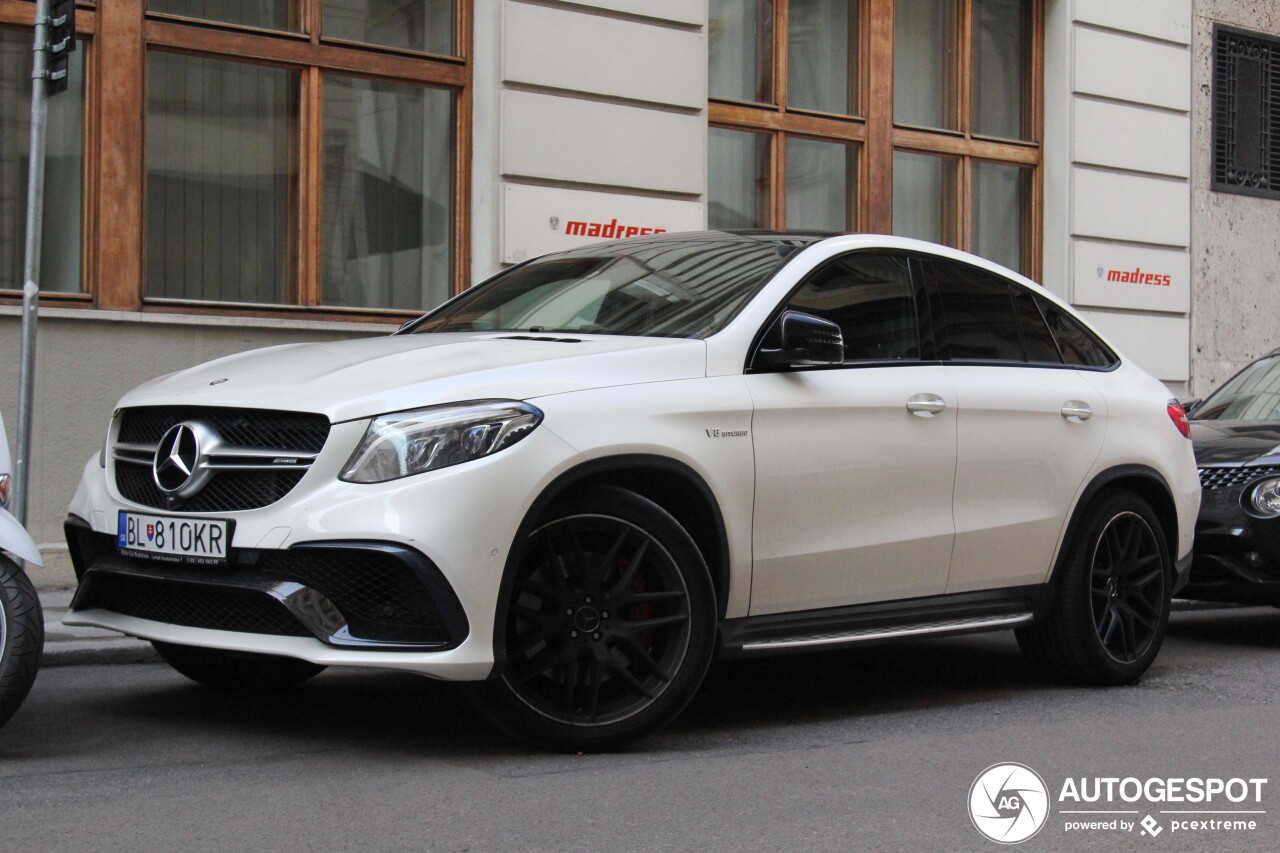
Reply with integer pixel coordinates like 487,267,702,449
39,588,158,667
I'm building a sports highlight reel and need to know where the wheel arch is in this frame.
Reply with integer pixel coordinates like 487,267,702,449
1052,464,1180,585
490,454,732,674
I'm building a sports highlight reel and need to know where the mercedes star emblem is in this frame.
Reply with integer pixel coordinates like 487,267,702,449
153,423,200,493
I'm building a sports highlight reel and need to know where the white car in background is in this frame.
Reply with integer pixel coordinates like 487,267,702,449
1,409,45,729
64,232,1200,750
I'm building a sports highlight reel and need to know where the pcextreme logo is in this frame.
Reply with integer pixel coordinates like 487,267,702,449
968,763,1269,844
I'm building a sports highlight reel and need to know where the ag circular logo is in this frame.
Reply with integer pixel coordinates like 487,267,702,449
968,763,1050,844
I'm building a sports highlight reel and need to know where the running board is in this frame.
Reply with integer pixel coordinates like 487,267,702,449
739,612,1035,652
718,585,1053,658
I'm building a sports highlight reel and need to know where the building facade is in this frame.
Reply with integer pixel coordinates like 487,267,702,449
0,0,1277,554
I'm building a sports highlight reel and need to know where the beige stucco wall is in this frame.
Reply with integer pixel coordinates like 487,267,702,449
1190,1,1280,396
0,309,392,549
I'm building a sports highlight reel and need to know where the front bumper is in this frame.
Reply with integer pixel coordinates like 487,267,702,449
63,422,582,680
1181,488,1280,604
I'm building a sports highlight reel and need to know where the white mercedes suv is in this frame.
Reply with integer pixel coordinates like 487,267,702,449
65,232,1200,750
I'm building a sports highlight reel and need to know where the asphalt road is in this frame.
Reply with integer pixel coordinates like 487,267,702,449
4,606,1279,852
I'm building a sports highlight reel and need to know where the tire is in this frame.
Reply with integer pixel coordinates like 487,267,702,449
152,641,325,691
0,554,43,729
471,485,717,752
1017,489,1172,685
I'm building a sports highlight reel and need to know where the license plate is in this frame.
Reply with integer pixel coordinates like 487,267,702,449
117,511,230,565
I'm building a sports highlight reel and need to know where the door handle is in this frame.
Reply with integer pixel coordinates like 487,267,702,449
906,393,947,416
1061,401,1093,421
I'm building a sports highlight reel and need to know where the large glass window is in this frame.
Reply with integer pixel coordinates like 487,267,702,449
323,1,456,56
709,0,774,103
710,1,1041,278
149,1,300,32
893,0,958,130
892,150,957,246
973,160,1031,272
709,127,770,229
145,53,297,304
0,30,84,295
972,0,1030,140
788,0,859,115
787,137,855,230
322,75,454,310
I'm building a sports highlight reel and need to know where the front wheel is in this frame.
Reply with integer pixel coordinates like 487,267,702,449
0,554,43,729
152,641,325,691
1017,489,1171,684
471,486,717,751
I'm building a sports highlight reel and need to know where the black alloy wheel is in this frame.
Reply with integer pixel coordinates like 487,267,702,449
1017,489,1172,685
474,485,716,751
1088,511,1165,663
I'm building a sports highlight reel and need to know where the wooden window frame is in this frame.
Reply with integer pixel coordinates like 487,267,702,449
709,0,1043,279
0,0,472,323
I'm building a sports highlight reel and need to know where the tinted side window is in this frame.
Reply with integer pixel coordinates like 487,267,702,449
1034,296,1119,368
932,261,1024,361
786,254,920,362
1013,288,1062,364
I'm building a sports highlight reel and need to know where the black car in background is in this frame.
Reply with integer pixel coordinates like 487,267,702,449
1185,348,1280,605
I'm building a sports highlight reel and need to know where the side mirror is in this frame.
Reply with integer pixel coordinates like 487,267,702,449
1179,397,1201,417
758,310,844,368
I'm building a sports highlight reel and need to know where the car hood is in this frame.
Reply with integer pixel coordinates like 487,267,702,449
1190,420,1280,465
116,332,707,422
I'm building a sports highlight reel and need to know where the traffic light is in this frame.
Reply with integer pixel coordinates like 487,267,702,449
46,0,75,96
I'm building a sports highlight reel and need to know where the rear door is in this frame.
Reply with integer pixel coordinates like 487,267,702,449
924,259,1107,593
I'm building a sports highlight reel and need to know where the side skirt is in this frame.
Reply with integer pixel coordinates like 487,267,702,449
717,585,1055,658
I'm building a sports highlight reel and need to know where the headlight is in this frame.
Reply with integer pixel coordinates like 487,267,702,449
1249,478,1280,518
340,400,543,484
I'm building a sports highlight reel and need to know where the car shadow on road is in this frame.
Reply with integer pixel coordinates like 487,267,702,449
63,631,1055,760
1166,605,1280,649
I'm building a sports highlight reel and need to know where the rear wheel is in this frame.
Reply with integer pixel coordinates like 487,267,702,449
152,641,325,691
1017,489,1171,684
0,555,43,728
471,486,716,751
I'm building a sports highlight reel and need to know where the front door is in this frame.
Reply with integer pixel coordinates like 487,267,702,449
746,252,958,615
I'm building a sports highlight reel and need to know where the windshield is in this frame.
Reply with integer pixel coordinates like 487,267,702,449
410,236,795,338
1193,354,1280,422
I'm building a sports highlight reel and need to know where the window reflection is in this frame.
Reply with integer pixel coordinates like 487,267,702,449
322,75,453,311
146,53,297,304
0,31,83,293
324,0,455,56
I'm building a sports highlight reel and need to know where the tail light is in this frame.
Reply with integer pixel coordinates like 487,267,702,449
1167,400,1191,439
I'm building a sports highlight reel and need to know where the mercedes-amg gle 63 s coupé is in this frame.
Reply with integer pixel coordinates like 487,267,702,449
64,232,1201,750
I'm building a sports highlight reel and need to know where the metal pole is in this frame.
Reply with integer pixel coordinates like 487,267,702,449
14,0,53,526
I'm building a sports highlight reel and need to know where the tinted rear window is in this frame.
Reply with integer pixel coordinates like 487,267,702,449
932,261,1024,361
1034,296,1119,368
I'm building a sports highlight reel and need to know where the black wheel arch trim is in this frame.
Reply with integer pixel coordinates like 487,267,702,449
1051,464,1181,586
491,454,732,676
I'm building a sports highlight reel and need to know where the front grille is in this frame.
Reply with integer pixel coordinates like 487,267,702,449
78,572,310,637
113,406,329,513
1199,464,1280,491
118,407,329,453
115,461,306,513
